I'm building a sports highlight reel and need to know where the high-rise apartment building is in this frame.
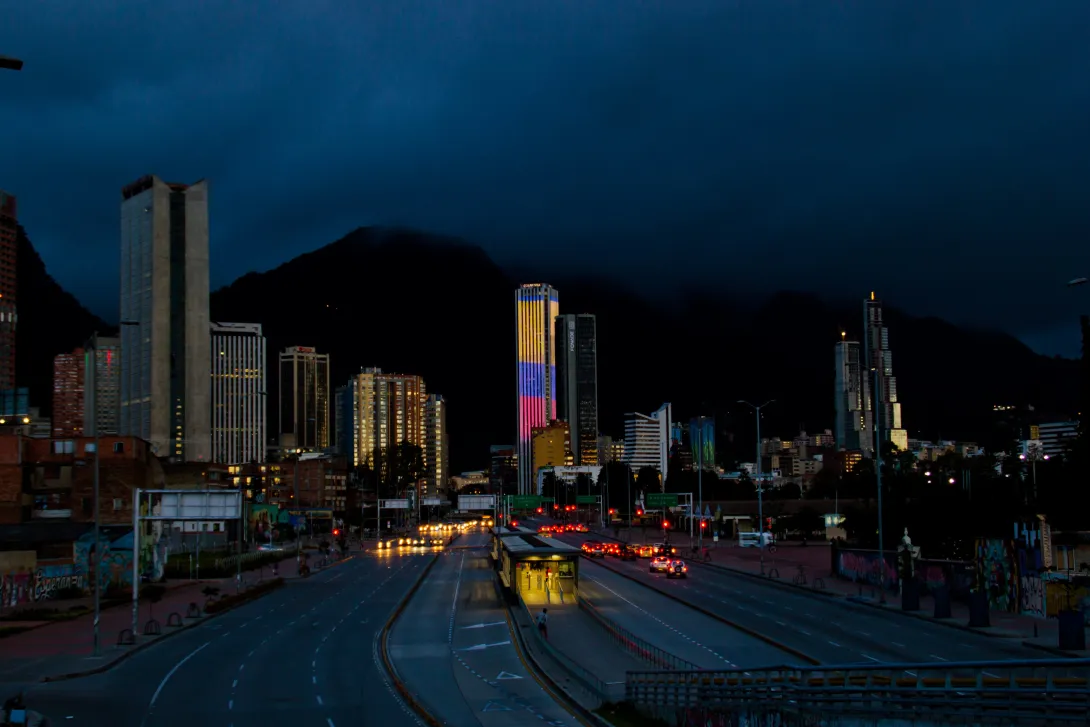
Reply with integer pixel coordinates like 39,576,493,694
834,334,869,453
279,346,331,451
424,394,448,497
623,403,672,484
211,322,266,464
52,349,84,437
85,338,121,436
516,284,559,494
554,313,598,466
338,368,426,467
862,293,908,452
119,175,211,462
0,191,17,392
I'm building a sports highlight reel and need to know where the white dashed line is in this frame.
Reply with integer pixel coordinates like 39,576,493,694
930,654,948,661
861,654,881,662
316,696,324,705
228,700,233,710
313,676,317,684
827,641,841,647
232,680,238,688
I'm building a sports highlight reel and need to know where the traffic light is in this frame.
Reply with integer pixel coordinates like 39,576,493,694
766,517,773,531
662,520,669,529
637,508,643,516
700,520,706,529
553,504,559,509
536,507,543,513
609,508,616,514
333,528,340,536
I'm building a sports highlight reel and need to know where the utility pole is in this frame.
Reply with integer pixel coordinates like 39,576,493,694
89,333,101,657
873,366,886,604
738,400,775,575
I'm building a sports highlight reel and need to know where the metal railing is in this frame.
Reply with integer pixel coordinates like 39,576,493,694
517,596,612,703
626,658,1090,723
580,596,699,671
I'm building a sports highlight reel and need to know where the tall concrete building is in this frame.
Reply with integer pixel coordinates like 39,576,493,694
424,394,448,497
279,346,331,451
337,368,426,468
623,403,672,485
834,334,869,453
84,338,121,437
211,322,266,464
554,313,598,466
516,284,559,494
0,191,17,393
119,176,211,462
862,293,908,453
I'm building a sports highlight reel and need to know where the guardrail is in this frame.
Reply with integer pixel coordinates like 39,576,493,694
518,595,612,703
579,596,699,671
626,658,1090,723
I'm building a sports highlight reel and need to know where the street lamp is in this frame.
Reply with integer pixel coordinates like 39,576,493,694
738,399,774,575
0,55,23,71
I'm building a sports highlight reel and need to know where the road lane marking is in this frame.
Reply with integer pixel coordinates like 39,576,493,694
313,676,317,684
775,621,786,626
232,680,238,688
462,621,506,629
799,629,812,636
861,654,881,662
317,696,324,705
856,630,871,637
892,642,905,648
930,654,947,661
827,641,841,647
327,720,336,727
458,641,510,651
147,641,210,711
228,700,233,710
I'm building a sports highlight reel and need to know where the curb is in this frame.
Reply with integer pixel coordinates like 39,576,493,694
378,543,452,727
581,556,820,666
1021,639,1086,659
39,579,286,683
497,579,607,727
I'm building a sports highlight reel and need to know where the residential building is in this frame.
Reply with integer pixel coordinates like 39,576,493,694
279,346,331,451
532,421,571,489
424,394,448,497
85,337,121,436
52,349,85,437
862,293,908,452
211,322,266,465
554,313,598,465
0,191,16,393
834,334,868,453
623,403,672,483
119,175,212,462
338,368,427,468
516,283,560,493
597,435,625,464
287,452,348,512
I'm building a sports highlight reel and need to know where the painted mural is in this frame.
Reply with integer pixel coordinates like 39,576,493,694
976,538,1018,613
0,569,33,607
1,563,86,606
74,532,135,595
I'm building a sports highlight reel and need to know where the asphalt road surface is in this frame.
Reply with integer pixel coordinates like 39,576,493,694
557,531,1047,668
12,550,437,727
388,532,578,727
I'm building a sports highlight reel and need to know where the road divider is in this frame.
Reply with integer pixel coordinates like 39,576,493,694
379,539,457,727
580,556,821,666
580,596,698,671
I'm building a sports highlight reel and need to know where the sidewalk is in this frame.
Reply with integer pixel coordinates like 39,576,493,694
0,553,305,684
599,528,1088,656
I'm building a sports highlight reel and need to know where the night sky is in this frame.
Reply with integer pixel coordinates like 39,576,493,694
3,2,1089,355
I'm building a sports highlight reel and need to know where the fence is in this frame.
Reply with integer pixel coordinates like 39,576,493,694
580,596,699,671
626,658,1090,724
517,595,612,703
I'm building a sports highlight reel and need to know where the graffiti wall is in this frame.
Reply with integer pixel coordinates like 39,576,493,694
1,563,85,606
0,569,33,607
835,549,898,591
74,532,135,594
976,538,1018,613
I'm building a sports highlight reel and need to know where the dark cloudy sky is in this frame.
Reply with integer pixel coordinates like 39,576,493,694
3,1,1089,354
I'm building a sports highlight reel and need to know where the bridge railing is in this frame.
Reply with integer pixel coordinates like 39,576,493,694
626,658,1090,723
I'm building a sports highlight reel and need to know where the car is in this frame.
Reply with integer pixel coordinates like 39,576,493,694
637,545,656,558
619,545,639,561
652,543,678,557
650,555,672,573
582,541,606,558
666,560,688,578
538,526,553,537
575,524,589,533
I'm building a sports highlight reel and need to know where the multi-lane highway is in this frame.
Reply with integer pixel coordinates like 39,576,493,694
387,531,578,727
554,530,1047,667
14,550,436,727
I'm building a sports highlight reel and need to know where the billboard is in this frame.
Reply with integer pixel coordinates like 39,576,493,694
689,417,716,469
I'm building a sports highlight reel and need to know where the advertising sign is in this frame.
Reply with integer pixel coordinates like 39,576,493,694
690,417,716,468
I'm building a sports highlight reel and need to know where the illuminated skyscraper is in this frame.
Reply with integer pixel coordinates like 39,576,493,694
862,293,908,453
554,313,598,465
279,346,331,451
516,284,559,494
834,334,868,453
338,368,426,467
119,175,211,462
211,322,266,464
424,394,448,497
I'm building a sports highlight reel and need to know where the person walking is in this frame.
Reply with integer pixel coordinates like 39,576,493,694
536,608,549,640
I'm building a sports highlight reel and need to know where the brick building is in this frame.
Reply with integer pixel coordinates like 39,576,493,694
53,348,86,437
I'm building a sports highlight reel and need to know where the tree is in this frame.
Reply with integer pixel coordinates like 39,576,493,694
636,466,660,495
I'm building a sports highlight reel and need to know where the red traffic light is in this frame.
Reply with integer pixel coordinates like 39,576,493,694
333,528,341,536
700,521,706,529
536,507,543,513
637,509,643,516
609,508,616,514
662,521,669,529
553,504,559,509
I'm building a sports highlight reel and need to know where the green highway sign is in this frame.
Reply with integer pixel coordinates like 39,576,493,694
575,495,597,504
507,495,542,509
645,492,678,508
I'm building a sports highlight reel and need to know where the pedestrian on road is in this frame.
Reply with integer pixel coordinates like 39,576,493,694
537,608,548,641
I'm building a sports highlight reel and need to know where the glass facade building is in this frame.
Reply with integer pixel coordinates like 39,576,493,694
554,313,598,466
862,293,908,453
279,346,331,451
211,322,266,464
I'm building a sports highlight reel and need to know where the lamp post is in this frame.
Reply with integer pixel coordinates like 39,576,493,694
871,365,887,604
87,332,101,657
737,400,774,575
693,415,712,550
0,55,23,71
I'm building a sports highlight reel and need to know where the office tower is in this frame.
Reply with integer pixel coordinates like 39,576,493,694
623,403,672,484
516,283,559,494
211,322,266,464
424,394,448,497
554,313,598,466
862,293,908,452
0,191,17,392
52,349,85,437
532,421,571,491
119,175,211,462
489,445,517,494
279,346,331,451
834,334,868,453
337,368,426,467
